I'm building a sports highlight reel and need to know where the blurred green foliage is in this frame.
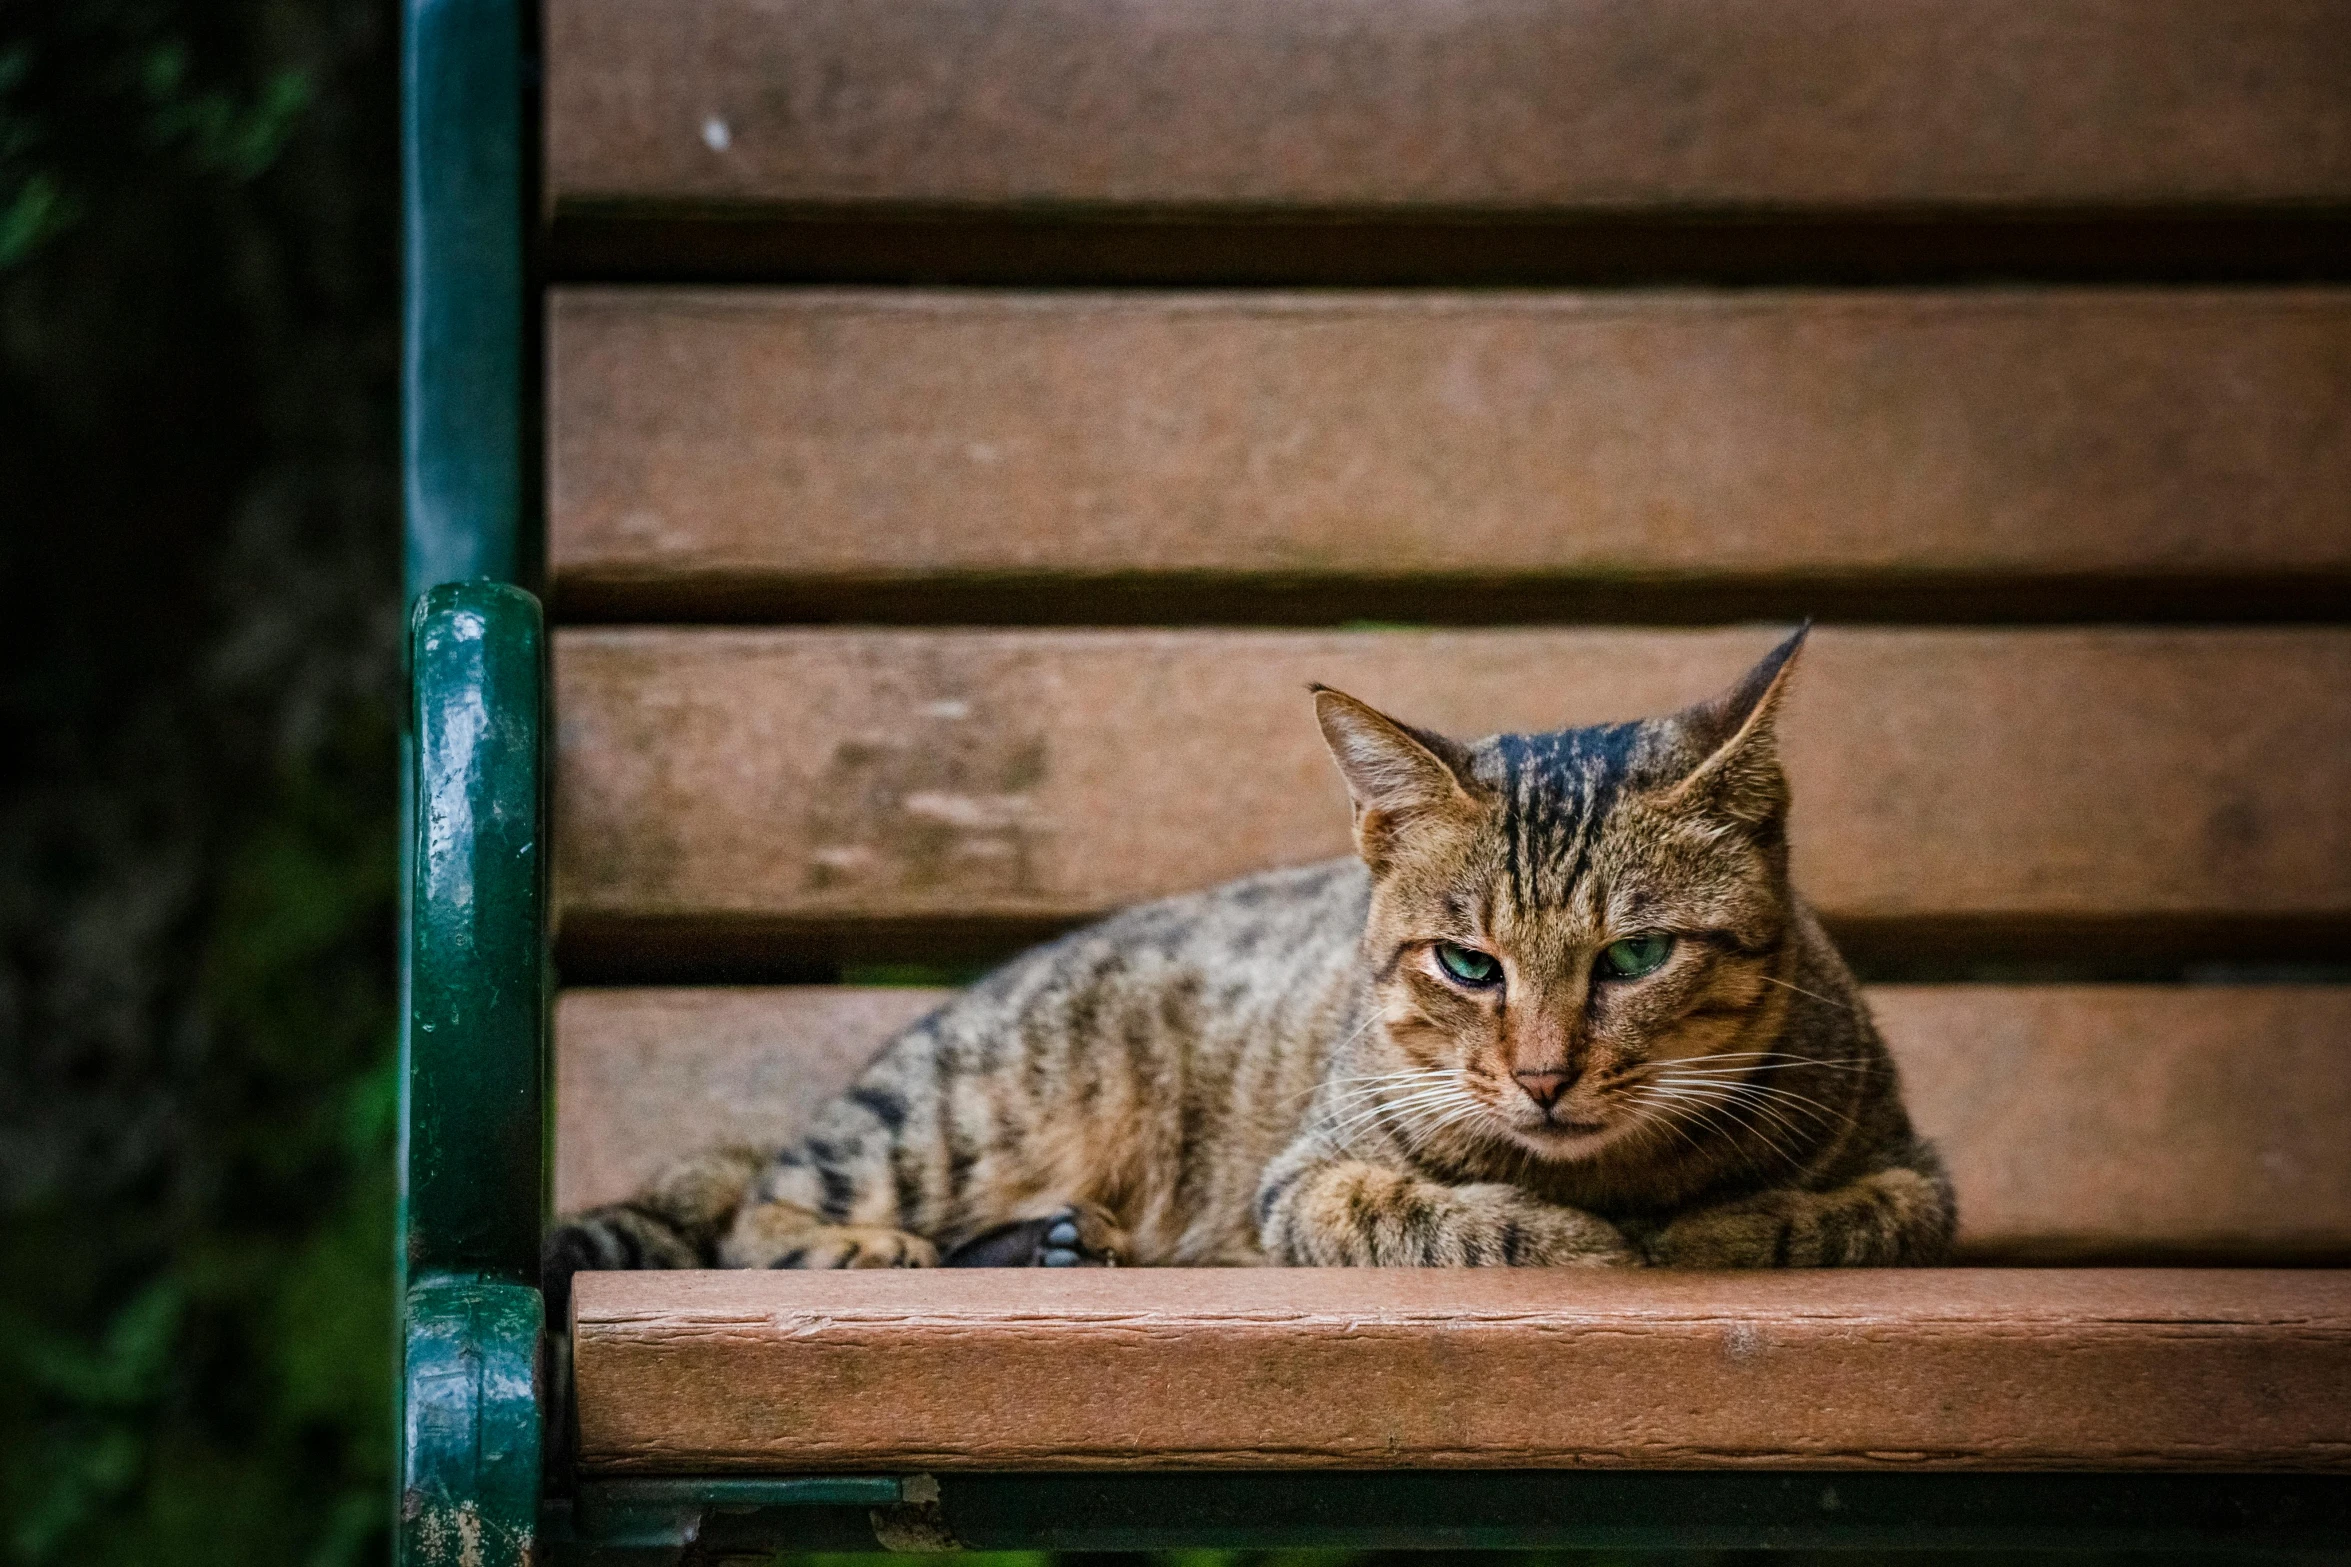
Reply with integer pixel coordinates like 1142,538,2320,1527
0,1,400,1562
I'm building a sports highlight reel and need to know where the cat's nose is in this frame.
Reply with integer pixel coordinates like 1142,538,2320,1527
1513,1069,1571,1110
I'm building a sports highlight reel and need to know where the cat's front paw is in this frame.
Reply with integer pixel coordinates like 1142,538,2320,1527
1515,1204,1642,1268
1037,1201,1129,1267
1450,1186,1638,1266
942,1201,1130,1267
803,1227,940,1269
1641,1194,1804,1268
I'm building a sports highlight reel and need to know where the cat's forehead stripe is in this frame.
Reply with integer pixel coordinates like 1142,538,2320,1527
1484,721,1644,912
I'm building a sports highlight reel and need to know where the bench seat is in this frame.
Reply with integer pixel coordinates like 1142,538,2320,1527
571,1268,2351,1473
402,3,2351,1560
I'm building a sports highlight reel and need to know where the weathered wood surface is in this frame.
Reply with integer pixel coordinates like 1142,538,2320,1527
569,1268,2351,1471
549,289,2351,602
545,0,2351,210
551,628,2351,941
1873,987,2351,1263
555,985,2351,1266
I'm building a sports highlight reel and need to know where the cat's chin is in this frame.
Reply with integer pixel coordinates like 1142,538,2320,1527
1505,1118,1620,1162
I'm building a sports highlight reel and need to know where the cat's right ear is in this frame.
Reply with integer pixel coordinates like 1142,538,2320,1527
1311,687,1481,869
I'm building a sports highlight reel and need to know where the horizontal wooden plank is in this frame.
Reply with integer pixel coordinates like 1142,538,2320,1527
549,289,2351,609
550,629,2351,944
545,0,2351,211
571,1268,2351,1471
1866,987,2350,1262
554,986,2351,1266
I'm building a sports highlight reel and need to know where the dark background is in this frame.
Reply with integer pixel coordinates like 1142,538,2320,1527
2,1,401,1559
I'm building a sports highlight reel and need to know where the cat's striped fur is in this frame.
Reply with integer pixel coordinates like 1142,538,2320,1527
545,629,1954,1314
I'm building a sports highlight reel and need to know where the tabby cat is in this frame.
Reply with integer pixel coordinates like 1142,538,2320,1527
545,627,1953,1315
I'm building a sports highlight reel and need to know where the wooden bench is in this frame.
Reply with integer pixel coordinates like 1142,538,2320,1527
398,2,2351,1562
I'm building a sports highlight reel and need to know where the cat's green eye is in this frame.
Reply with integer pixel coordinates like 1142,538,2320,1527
1434,942,1502,986
1598,934,1675,980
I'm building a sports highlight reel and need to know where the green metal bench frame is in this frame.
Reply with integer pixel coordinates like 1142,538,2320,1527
396,3,2350,1560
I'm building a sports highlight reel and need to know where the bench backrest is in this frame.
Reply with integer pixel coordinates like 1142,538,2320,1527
540,0,2351,1266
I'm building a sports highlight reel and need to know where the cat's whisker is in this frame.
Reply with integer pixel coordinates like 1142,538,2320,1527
1645,1078,1842,1153
1755,974,1858,1013
1409,1097,1485,1134
1310,1068,1455,1114
1324,1085,1474,1143
1625,1095,1712,1160
1426,1101,1509,1150
1711,1091,1816,1165
1658,1096,1782,1169
1327,1100,1455,1141
1324,1068,1448,1094
1655,1061,1871,1071
1632,1083,1803,1168
1316,1076,1441,1111
1661,1076,1854,1126
1282,1017,1413,1102
1732,1082,1853,1120
1644,1073,1851,1094
1339,1082,1464,1111
1643,1052,1876,1073
1704,1103,1803,1168
1387,1092,1493,1154
1645,1065,1861,1112
1714,1091,1817,1147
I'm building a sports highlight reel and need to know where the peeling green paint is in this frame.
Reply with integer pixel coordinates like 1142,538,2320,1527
400,1274,539,1567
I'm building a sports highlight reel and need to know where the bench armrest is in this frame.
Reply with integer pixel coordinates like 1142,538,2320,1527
401,582,547,1566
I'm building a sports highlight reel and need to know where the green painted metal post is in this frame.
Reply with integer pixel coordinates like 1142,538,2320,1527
404,1272,544,1566
403,0,525,603
407,584,545,1281
401,0,538,1560
401,584,546,1567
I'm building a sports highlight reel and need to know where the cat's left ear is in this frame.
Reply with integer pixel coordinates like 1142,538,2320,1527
1660,624,1808,824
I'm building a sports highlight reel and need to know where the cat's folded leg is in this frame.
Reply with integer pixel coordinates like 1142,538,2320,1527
716,1132,941,1268
720,1194,941,1269
543,1145,772,1322
1639,1161,1956,1267
1256,1152,1638,1267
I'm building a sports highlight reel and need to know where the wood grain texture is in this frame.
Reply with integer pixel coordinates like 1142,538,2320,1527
553,986,2351,1265
550,628,2351,932
569,1267,2351,1471
1870,987,2351,1263
544,0,2351,210
549,289,2351,594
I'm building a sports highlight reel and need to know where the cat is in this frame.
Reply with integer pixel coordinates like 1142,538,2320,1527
544,626,1954,1318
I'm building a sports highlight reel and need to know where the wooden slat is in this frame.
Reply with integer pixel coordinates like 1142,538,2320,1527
1873,988,2351,1264
549,289,2351,610
555,986,2351,1265
545,286,2351,607
545,0,2351,211
551,628,2351,949
571,1268,2351,1472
